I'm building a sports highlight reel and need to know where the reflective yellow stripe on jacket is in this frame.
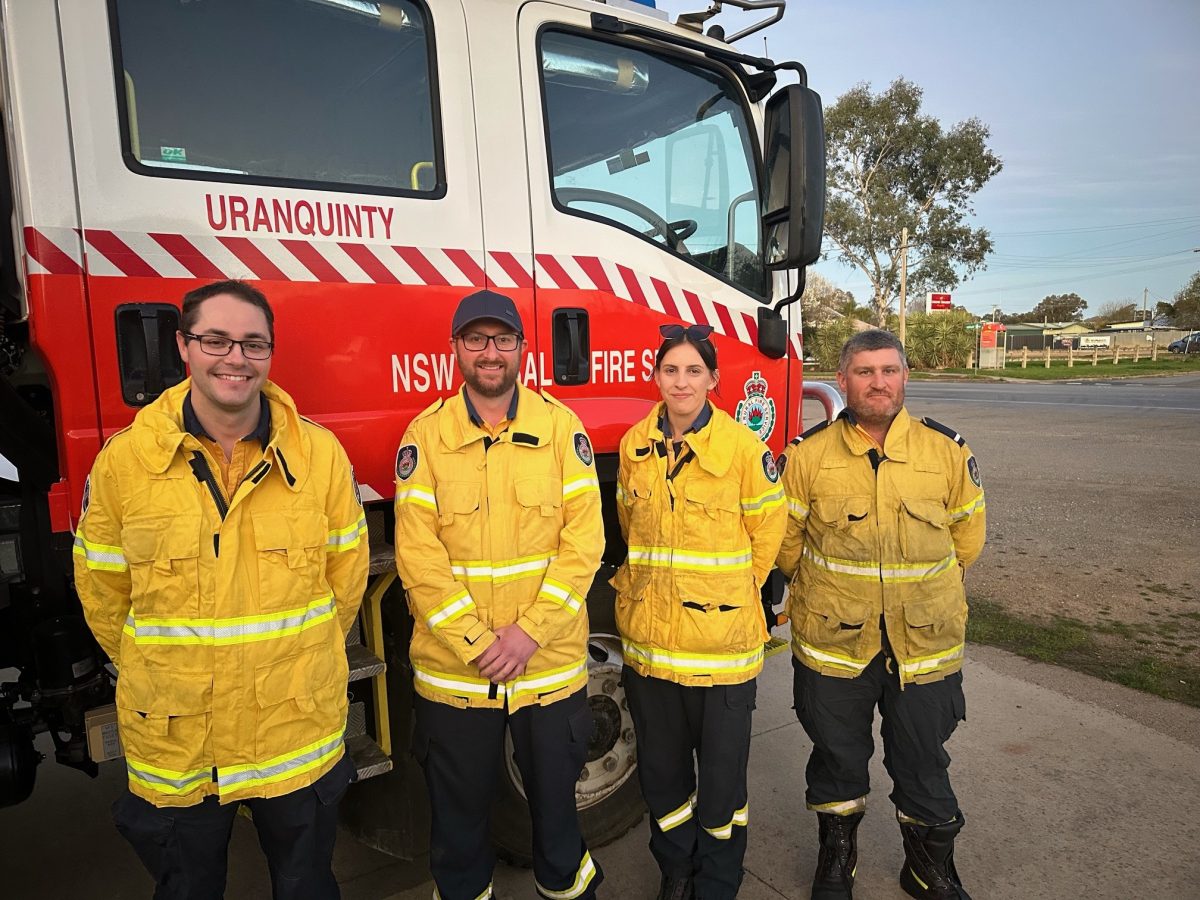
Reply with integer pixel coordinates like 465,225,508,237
622,639,764,679
72,536,129,572
412,657,587,704
122,595,336,646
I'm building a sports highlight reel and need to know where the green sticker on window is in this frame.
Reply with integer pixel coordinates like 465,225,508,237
160,146,186,163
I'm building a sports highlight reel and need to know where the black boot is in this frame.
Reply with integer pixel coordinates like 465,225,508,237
656,873,694,900
898,812,972,899
811,811,864,899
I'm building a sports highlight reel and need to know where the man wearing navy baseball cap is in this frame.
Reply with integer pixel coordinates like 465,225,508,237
393,289,605,900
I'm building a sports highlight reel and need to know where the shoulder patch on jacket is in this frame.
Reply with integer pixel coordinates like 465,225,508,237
573,432,594,466
921,417,966,446
775,453,788,478
967,455,982,488
396,444,419,481
762,450,779,483
792,419,831,445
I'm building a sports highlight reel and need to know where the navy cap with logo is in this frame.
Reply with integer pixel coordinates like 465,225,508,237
451,290,524,337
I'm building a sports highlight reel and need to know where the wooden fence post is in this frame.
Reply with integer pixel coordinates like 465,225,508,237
1068,346,1074,367
1152,340,1158,361
1092,349,1099,366
1022,347,1029,369
1113,346,1120,365
1045,346,1051,368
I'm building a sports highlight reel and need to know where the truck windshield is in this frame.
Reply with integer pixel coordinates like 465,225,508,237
540,31,766,299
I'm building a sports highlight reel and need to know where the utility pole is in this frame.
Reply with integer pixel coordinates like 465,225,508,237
898,226,908,343
1143,287,1149,324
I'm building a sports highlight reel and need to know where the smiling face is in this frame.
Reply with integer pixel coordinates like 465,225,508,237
837,347,909,428
653,342,718,425
451,319,525,399
176,293,272,420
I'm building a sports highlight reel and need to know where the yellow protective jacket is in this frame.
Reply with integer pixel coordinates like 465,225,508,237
612,404,787,686
73,380,368,807
777,408,986,685
393,383,603,711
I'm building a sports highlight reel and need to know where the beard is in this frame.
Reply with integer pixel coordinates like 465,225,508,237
459,354,521,398
851,389,904,427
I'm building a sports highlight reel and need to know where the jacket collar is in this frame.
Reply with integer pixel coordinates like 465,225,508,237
837,406,912,462
439,381,552,451
624,403,737,477
129,379,311,490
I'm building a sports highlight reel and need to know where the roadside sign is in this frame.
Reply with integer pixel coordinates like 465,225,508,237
927,292,952,312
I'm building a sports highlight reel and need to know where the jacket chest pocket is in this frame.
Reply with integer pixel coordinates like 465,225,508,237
810,496,874,562
681,479,742,548
252,512,328,612
898,498,953,562
433,481,482,562
123,516,203,620
514,476,563,536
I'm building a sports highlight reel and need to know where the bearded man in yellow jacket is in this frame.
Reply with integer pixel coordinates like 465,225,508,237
74,281,368,900
778,330,985,900
394,290,604,900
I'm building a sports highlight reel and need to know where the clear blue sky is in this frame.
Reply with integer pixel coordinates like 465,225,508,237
656,0,1200,318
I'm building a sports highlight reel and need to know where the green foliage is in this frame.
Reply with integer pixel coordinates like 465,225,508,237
806,318,857,371
1172,271,1200,329
904,310,977,368
1032,292,1087,322
824,78,1002,326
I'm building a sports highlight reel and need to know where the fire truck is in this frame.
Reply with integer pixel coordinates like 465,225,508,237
0,0,835,860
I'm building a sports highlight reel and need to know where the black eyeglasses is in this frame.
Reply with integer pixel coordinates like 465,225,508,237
458,332,521,351
182,332,275,360
659,323,715,342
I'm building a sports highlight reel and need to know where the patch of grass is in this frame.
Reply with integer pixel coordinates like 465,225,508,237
967,598,1200,707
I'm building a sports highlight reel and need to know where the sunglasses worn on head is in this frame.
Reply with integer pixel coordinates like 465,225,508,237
659,323,715,341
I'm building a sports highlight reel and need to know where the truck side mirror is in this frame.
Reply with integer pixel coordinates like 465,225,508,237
761,83,825,270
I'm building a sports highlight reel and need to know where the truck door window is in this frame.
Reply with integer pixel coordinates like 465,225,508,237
540,30,766,298
110,0,441,195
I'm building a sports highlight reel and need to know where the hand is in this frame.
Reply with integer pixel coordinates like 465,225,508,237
474,624,539,684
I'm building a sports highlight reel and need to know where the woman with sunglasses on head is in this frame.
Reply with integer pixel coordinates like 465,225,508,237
612,323,788,900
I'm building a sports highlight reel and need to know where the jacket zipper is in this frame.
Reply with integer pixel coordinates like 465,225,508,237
188,450,229,556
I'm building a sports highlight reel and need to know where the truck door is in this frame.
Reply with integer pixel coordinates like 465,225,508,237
57,0,483,503
514,4,791,454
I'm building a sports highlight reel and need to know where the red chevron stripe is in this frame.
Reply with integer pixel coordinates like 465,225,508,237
23,228,82,275
217,236,287,281
575,256,612,293
85,229,158,277
340,242,399,284
282,240,346,282
443,249,487,287
394,246,448,286
651,277,682,319
491,251,534,289
714,301,737,338
150,233,223,279
617,265,648,307
536,253,577,289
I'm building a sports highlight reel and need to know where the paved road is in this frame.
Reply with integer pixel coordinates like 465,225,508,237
3,643,1199,899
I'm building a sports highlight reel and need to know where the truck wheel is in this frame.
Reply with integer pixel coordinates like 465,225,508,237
491,633,645,865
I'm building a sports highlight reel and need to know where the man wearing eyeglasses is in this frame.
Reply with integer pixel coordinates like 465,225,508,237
73,280,368,899
394,289,605,900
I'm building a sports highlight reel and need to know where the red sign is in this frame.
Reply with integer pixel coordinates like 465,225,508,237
980,322,1005,349
927,292,952,311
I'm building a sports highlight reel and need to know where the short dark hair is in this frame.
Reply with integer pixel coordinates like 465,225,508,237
180,280,274,339
655,331,719,374
839,329,907,372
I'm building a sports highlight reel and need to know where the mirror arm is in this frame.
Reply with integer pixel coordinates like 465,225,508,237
773,267,806,313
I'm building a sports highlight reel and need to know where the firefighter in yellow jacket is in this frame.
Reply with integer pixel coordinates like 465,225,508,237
612,324,786,900
394,290,604,900
777,330,985,900
73,281,368,900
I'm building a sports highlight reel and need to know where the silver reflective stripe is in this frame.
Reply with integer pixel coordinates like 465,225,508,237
73,535,129,571
126,595,335,645
126,759,210,794
218,731,344,791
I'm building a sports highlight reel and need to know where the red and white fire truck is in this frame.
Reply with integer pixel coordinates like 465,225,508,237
0,0,834,858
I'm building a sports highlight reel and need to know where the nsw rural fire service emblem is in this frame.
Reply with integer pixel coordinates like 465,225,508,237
734,371,776,441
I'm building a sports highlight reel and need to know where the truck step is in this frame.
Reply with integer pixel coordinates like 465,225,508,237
346,733,393,781
347,644,386,683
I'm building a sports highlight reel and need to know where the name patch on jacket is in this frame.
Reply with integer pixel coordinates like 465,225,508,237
396,444,418,481
762,450,779,483
574,432,594,467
